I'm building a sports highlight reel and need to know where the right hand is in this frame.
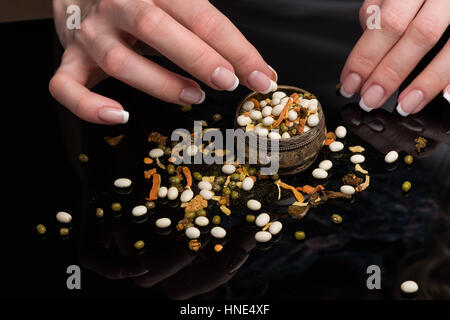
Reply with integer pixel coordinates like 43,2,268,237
50,0,277,124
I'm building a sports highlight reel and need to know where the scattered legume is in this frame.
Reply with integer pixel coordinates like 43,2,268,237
36,224,46,235
167,187,179,200
212,215,221,225
329,141,344,152
335,126,347,138
268,221,283,235
212,114,222,122
255,231,272,243
149,148,164,158
404,155,414,165
312,168,328,179
331,214,343,224
231,190,240,200
384,150,399,163
180,189,194,202
350,154,365,164
340,185,355,195
96,208,104,218
132,205,148,217
114,178,132,188
155,218,171,228
79,154,89,163
195,216,209,227
111,202,122,212
318,160,332,171
246,215,256,223
400,280,418,294
247,199,262,211
56,211,72,223
255,213,270,227
402,181,412,192
145,201,156,210
295,231,306,241
185,227,201,239
193,172,203,181
211,226,226,239
158,186,168,198
167,164,175,175
134,240,145,250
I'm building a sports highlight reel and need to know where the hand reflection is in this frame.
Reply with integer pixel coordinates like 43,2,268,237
79,205,256,299
340,102,450,157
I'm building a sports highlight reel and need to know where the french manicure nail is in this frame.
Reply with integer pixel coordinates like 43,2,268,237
444,86,450,103
268,65,278,82
180,87,205,104
340,73,362,98
359,84,384,111
98,108,129,124
211,67,239,91
396,89,424,117
248,70,275,94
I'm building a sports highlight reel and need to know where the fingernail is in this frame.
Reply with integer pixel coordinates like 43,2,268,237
444,85,450,103
268,65,278,82
340,73,362,98
180,87,205,104
396,89,424,117
98,108,129,124
211,67,239,91
359,84,384,111
248,70,276,94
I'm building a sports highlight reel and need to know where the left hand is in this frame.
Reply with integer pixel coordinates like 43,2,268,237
339,0,450,116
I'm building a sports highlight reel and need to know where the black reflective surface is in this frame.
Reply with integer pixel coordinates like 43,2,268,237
3,0,449,300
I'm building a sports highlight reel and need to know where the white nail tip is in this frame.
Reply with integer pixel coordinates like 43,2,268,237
340,87,354,98
359,98,373,112
121,111,129,124
396,103,409,117
268,65,278,82
226,75,240,92
444,90,450,103
259,80,276,94
195,90,206,104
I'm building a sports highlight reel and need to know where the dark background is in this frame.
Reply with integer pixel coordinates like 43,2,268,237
1,0,449,301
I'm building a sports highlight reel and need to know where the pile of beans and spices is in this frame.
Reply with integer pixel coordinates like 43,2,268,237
36,87,428,295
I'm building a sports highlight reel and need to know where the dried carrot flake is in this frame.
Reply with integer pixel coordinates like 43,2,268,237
146,173,160,201
143,157,153,165
278,181,305,203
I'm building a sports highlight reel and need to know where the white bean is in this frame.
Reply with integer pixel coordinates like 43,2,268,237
186,145,198,157
259,100,267,108
281,132,291,139
350,154,365,164
384,150,399,164
132,205,147,217
247,199,261,211
272,104,284,116
268,221,283,235
222,164,236,175
237,115,251,127
271,98,281,106
180,189,194,202
335,126,347,138
155,217,171,228
288,110,298,121
242,177,254,191
262,106,273,117
329,141,344,152
303,125,310,132
280,97,290,105
312,168,328,179
340,185,355,195
114,178,132,188
242,100,254,111
307,114,319,127
272,91,286,100
198,181,212,190
200,189,213,200
256,127,269,137
255,231,272,243
185,226,200,239
255,213,270,227
250,110,262,121
262,116,274,127
211,226,226,239
56,211,72,223
268,131,281,140
167,187,179,200
400,280,419,294
149,148,164,158
195,216,209,227
318,160,333,171
158,186,168,198
308,99,318,111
